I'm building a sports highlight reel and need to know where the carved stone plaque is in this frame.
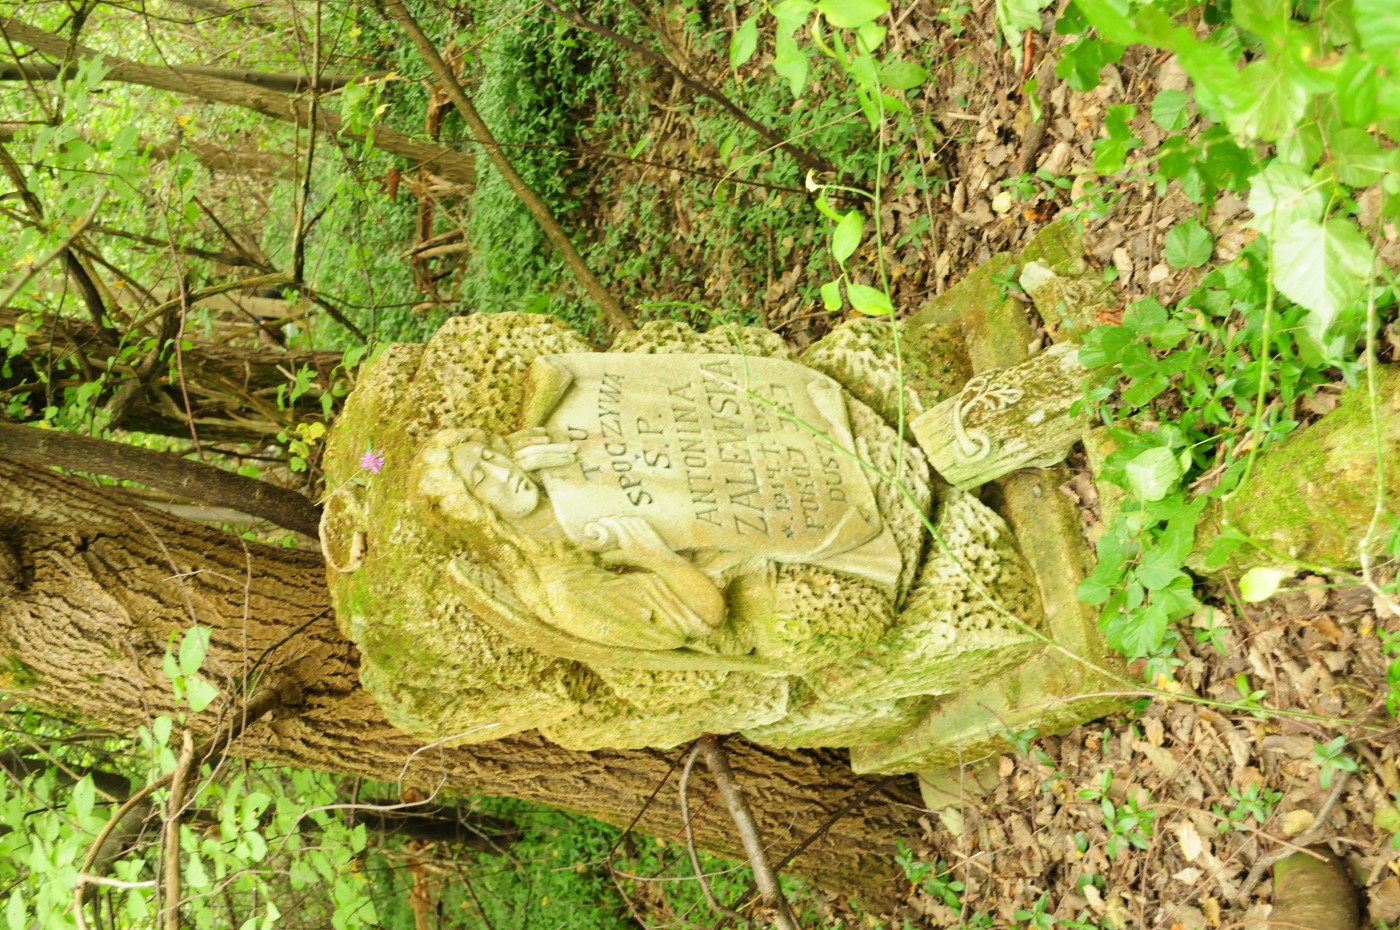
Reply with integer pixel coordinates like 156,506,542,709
522,353,901,588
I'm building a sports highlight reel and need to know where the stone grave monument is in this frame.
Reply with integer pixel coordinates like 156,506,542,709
319,224,1127,781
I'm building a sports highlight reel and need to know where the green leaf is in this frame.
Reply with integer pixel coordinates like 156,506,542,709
1353,0,1400,53
1239,566,1291,602
1164,219,1214,269
773,29,810,96
1331,127,1395,187
1135,554,1185,592
820,279,843,311
1336,56,1379,126
1203,527,1248,571
1247,161,1324,233
1093,104,1141,174
847,283,894,315
1226,57,1309,142
773,0,815,28
1232,0,1289,49
6,891,26,930
815,0,889,29
996,0,1051,64
1151,89,1191,131
1112,601,1171,658
1124,447,1183,502
832,210,864,264
178,626,210,677
1056,36,1125,92
185,674,220,714
879,60,929,90
1272,217,1374,338
730,16,759,68
72,774,95,823
857,21,887,52
185,848,210,888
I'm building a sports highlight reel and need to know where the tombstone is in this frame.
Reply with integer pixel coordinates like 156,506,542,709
318,229,1126,778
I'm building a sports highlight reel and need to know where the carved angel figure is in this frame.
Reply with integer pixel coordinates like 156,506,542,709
412,429,728,654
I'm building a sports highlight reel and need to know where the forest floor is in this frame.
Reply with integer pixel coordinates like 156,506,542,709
547,1,1400,926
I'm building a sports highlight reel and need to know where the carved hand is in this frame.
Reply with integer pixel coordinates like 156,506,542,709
592,516,674,567
507,428,577,472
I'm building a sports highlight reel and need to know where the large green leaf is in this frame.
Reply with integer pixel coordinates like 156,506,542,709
1226,56,1309,141
1123,447,1183,502
1354,0,1400,53
815,0,889,28
1331,127,1397,187
1232,0,1290,49
730,16,758,68
1247,161,1325,232
1164,219,1214,269
1272,217,1374,338
773,29,810,96
831,209,864,264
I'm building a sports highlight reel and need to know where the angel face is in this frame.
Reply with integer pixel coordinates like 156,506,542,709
450,442,541,522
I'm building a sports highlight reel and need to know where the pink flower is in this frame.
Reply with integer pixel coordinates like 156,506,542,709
360,448,385,474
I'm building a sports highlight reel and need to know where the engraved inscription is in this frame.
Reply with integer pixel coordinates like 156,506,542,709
526,354,894,574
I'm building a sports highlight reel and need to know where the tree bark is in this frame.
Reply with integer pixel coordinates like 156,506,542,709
0,18,476,185
0,459,918,903
1,307,338,445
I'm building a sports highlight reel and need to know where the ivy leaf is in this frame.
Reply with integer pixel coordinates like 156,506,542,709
878,60,929,90
730,16,759,69
1272,217,1374,339
831,210,864,264
1239,566,1291,602
1164,219,1214,269
1123,447,1183,502
1226,57,1309,142
1247,161,1324,232
847,283,894,315
815,0,889,29
1150,89,1191,131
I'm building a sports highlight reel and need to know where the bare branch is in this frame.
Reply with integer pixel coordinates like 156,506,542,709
699,736,800,930
0,421,323,539
0,17,477,184
0,60,380,93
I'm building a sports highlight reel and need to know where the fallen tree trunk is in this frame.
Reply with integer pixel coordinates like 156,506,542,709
0,458,918,903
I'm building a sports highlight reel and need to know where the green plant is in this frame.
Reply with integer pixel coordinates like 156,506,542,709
1381,627,1400,716
1213,782,1283,833
1077,770,1156,859
1310,736,1360,788
1234,674,1270,719
1015,892,1056,929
